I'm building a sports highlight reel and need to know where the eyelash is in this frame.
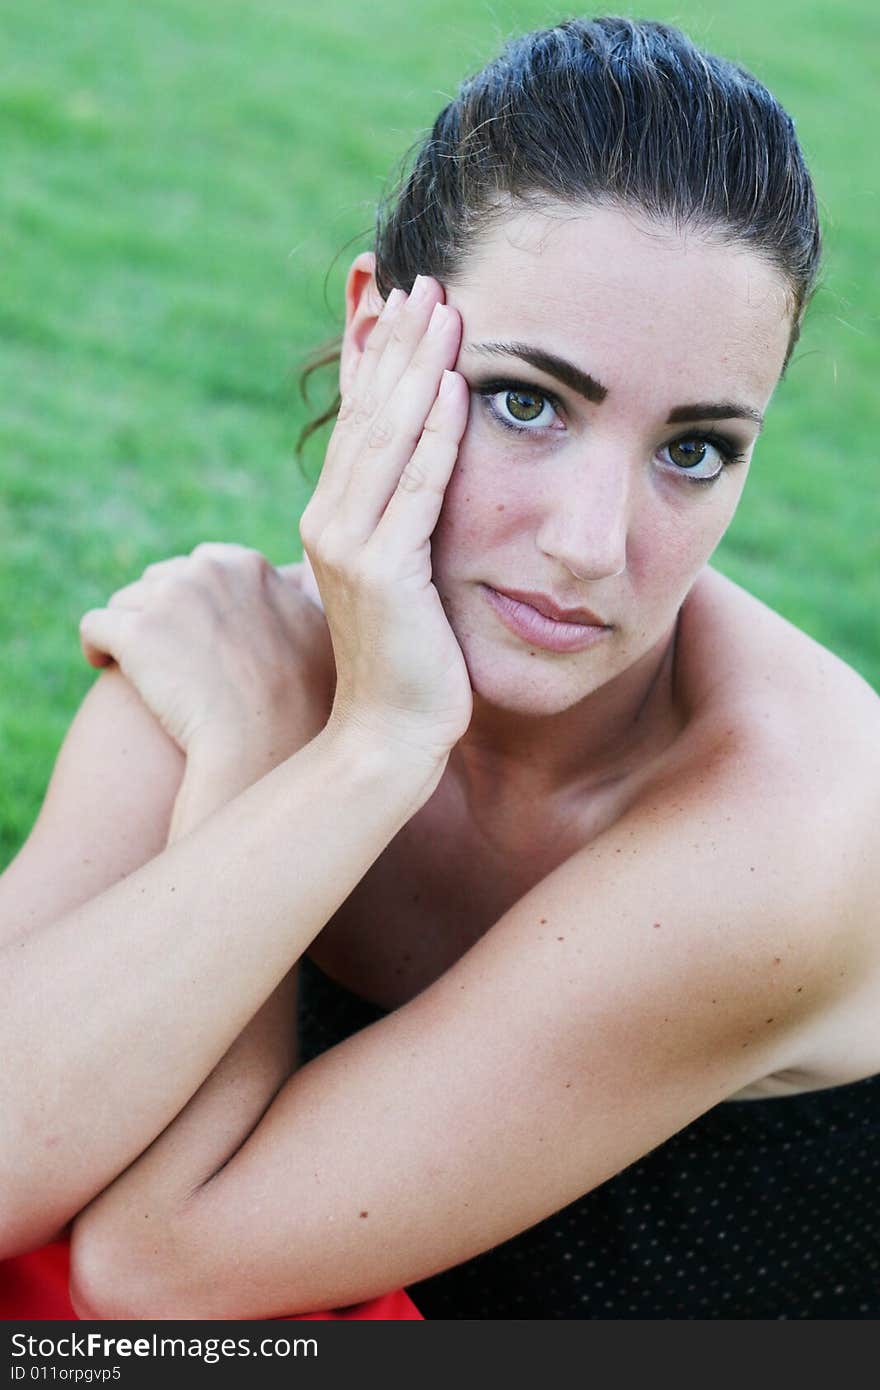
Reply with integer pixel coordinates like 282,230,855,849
473,378,749,485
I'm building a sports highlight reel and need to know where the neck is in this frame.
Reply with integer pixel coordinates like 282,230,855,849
446,618,683,816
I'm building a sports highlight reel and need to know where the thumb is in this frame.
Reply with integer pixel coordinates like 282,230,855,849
79,609,130,669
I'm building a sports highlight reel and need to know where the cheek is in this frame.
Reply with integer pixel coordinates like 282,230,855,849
631,478,746,601
432,431,524,564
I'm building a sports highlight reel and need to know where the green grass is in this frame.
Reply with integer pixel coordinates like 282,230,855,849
1,0,877,860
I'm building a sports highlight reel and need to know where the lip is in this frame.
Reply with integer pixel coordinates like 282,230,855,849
491,588,608,626
481,585,612,654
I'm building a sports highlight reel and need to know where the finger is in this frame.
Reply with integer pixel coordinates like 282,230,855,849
107,579,151,610
342,278,446,460
313,277,444,518
141,555,190,582
370,368,468,558
189,542,263,563
361,277,446,420
79,608,135,669
108,555,190,609
346,286,408,408
308,288,409,518
341,302,462,540
188,545,272,596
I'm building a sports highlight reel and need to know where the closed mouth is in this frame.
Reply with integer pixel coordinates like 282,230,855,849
490,586,609,627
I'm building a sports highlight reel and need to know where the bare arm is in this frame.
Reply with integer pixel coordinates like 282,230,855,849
66,730,870,1320
0,670,184,953
0,671,179,1246
89,734,304,1252
0,701,436,1259
0,550,339,1253
45,269,873,1318
2,269,468,1261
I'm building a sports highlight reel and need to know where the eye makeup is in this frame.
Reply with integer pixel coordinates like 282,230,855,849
473,377,567,435
469,375,750,485
660,431,748,485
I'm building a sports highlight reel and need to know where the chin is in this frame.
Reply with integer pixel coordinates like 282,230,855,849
461,634,617,718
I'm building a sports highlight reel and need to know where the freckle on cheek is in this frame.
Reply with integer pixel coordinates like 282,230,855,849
496,504,505,511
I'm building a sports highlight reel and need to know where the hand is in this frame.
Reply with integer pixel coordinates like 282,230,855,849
288,553,324,612
298,275,473,770
79,544,336,760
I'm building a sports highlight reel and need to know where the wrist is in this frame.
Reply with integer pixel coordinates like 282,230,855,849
318,711,449,810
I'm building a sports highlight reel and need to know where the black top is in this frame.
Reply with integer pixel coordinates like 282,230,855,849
297,953,880,1319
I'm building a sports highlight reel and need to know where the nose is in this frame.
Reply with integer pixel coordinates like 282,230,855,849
534,449,630,581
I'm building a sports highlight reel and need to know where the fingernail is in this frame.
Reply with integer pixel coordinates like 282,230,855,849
439,369,457,400
410,274,431,304
383,288,404,317
428,303,449,335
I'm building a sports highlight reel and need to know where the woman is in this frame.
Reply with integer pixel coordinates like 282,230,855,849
2,16,878,1319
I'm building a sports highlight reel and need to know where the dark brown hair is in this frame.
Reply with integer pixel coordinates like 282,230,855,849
296,14,822,467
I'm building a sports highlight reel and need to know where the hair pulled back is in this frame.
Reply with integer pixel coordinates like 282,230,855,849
297,14,822,461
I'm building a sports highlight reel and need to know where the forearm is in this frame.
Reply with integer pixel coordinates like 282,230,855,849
68,966,301,1285
70,753,306,1252
0,723,439,1256
166,725,315,846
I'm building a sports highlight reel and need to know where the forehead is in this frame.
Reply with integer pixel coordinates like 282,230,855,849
447,204,793,407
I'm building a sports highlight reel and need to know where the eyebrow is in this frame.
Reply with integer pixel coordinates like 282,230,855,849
463,340,765,431
464,340,610,405
666,402,765,431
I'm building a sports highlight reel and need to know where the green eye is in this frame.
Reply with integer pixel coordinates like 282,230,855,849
474,379,565,435
658,431,748,484
505,390,545,423
667,439,711,470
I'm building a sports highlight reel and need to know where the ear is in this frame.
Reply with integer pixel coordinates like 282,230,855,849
339,251,386,397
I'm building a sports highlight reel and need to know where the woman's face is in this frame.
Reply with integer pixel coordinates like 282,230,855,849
425,203,794,715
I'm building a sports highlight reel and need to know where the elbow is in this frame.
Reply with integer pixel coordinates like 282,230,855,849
68,1213,141,1320
69,1207,202,1321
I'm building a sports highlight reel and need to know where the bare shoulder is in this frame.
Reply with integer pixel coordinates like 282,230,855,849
73,581,877,1317
662,567,880,1089
0,670,184,944
147,605,878,1315
680,566,879,800
676,565,879,889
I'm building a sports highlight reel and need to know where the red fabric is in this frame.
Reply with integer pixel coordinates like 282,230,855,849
0,1240,422,1321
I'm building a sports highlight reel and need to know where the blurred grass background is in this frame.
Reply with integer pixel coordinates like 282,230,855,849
1,0,877,860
